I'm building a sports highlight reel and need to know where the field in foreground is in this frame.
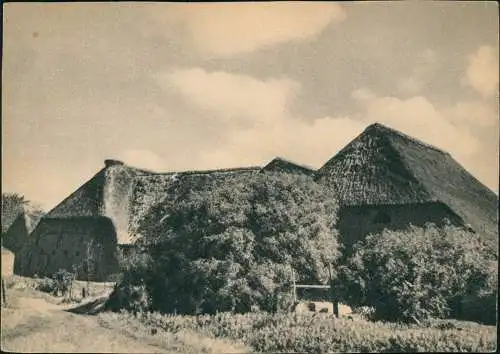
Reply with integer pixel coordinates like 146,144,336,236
130,310,497,353
1,276,497,353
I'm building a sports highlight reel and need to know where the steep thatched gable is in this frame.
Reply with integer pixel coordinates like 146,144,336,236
316,123,498,242
262,157,315,175
316,124,435,206
47,170,106,218
387,128,498,240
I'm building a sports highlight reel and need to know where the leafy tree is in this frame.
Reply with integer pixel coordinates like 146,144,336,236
1,193,45,253
120,172,340,315
2,193,27,233
1,193,45,233
337,223,497,323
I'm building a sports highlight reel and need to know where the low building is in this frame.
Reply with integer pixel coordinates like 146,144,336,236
315,123,498,251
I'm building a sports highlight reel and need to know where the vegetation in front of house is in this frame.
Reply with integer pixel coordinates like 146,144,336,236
33,269,77,298
109,171,497,328
97,311,251,354
337,224,498,324
121,310,496,353
107,172,340,315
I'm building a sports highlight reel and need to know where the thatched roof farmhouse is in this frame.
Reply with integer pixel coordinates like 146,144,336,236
316,123,498,250
13,123,498,280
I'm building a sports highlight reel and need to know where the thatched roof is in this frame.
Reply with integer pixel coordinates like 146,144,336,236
36,123,498,245
262,157,315,175
43,161,261,244
316,123,498,240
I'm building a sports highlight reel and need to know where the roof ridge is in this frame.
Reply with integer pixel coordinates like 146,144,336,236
265,156,315,171
134,166,262,176
367,123,449,156
315,129,366,176
45,168,106,216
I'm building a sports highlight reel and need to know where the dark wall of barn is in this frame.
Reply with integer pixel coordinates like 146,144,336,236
14,217,120,281
338,202,465,251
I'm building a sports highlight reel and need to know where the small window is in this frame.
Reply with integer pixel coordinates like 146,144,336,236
64,250,68,257
75,251,80,257
52,250,56,256
373,211,391,224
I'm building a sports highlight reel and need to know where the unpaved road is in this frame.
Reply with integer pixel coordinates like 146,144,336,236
1,294,166,353
1,287,249,354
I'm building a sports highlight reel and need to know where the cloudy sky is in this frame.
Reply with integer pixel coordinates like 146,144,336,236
2,1,499,210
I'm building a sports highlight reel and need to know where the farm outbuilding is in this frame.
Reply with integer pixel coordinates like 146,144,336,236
315,123,498,250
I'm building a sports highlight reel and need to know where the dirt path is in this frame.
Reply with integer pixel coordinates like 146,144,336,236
1,288,249,353
1,293,167,353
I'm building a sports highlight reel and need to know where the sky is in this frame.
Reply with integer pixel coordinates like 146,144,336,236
2,1,499,210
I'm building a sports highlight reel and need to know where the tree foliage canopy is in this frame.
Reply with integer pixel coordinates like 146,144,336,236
1,193,45,233
337,224,497,323
2,193,28,233
121,172,340,314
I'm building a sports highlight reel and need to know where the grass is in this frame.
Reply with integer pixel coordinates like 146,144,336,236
97,312,251,354
130,310,497,353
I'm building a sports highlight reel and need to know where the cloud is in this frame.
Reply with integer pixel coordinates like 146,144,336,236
154,2,346,57
464,45,499,98
351,88,376,102
118,149,166,171
156,67,367,169
397,49,439,95
198,117,366,169
352,90,480,159
351,88,499,191
442,100,498,127
159,68,300,127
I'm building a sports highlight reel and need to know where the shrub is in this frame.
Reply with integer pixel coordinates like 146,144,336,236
33,269,77,297
52,269,76,297
115,172,340,315
106,251,153,314
35,277,57,294
337,224,497,323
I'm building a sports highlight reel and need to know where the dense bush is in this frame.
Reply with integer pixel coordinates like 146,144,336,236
337,224,498,323
132,311,496,353
106,251,153,314
115,172,340,315
34,269,76,297
35,277,57,294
